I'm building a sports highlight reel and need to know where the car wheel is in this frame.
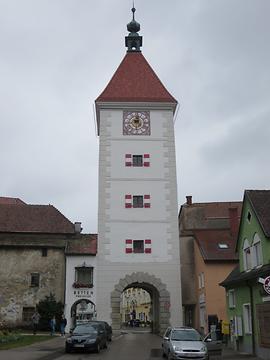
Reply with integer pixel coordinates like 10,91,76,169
104,340,108,349
95,343,100,353
162,349,167,358
65,345,71,353
168,352,173,360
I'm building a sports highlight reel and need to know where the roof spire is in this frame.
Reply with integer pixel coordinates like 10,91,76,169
125,4,142,52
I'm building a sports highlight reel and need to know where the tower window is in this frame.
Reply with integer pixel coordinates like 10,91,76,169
125,239,152,254
133,196,144,208
125,154,150,167
133,155,143,167
125,194,151,208
133,240,144,253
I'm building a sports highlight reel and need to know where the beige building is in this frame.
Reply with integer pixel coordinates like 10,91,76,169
179,196,242,334
120,287,151,324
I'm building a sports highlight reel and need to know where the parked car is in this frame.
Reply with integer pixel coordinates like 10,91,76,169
162,326,222,360
65,323,107,353
86,320,112,341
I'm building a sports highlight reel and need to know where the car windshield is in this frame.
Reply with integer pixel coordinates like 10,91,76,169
171,329,201,341
73,324,97,335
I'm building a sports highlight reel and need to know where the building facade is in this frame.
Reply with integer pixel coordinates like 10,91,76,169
221,190,270,359
65,234,97,332
179,196,242,333
0,198,78,327
95,8,182,334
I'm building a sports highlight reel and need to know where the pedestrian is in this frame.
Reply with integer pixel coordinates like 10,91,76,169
31,310,40,335
60,314,67,336
49,316,56,336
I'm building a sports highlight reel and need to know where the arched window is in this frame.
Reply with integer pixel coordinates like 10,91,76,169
243,239,251,271
252,233,263,267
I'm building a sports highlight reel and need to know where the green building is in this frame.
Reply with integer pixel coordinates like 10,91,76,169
220,190,270,359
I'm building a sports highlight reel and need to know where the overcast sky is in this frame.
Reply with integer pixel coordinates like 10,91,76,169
1,0,269,233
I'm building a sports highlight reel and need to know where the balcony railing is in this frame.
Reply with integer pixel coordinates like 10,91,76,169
72,282,93,289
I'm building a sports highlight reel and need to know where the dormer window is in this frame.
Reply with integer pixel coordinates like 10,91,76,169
218,243,229,249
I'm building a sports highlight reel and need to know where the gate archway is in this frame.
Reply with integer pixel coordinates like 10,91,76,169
110,272,170,334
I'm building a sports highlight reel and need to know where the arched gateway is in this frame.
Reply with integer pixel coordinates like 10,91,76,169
111,272,170,334
95,7,182,332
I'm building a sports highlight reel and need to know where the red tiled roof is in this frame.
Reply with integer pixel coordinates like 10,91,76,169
66,234,97,255
0,204,75,234
0,197,26,205
194,229,238,261
246,190,270,237
95,52,177,104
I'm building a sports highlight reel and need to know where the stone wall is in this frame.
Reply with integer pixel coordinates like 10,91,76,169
0,236,66,327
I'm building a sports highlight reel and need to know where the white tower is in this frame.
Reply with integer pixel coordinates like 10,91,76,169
95,7,182,334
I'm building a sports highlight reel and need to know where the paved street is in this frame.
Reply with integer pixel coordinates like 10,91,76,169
0,331,263,360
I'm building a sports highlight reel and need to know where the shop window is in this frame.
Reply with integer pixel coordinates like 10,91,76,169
75,267,93,287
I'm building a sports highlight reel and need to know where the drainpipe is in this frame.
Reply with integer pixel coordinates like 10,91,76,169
247,281,256,356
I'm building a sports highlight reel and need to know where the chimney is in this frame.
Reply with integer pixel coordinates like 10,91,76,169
74,222,82,233
228,207,238,238
186,196,192,206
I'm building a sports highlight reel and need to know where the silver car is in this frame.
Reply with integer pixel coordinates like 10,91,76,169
162,327,209,360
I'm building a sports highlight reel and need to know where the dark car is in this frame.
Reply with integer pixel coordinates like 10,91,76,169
87,320,113,341
65,323,107,353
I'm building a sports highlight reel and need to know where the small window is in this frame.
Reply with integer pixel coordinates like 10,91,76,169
253,233,263,267
30,273,40,287
243,303,252,334
133,196,144,208
228,289,236,308
133,240,144,253
247,211,252,222
201,273,205,288
41,248,47,257
22,307,35,322
218,243,229,249
133,155,143,167
243,239,251,271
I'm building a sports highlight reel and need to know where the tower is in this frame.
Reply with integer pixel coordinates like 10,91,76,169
95,7,182,334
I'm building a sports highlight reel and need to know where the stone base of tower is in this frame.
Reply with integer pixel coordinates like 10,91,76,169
96,262,182,335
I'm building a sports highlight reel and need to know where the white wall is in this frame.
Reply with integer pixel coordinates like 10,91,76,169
96,104,182,328
65,255,97,332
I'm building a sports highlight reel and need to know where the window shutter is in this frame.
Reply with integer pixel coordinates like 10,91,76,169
144,195,151,208
125,154,132,167
125,239,133,253
144,239,152,253
125,194,132,208
143,154,150,167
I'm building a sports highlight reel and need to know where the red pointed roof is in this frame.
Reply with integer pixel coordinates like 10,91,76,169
96,52,177,104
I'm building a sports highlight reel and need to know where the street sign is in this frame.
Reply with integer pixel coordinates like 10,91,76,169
263,276,270,295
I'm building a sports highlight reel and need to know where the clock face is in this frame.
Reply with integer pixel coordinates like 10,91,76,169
123,111,150,135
